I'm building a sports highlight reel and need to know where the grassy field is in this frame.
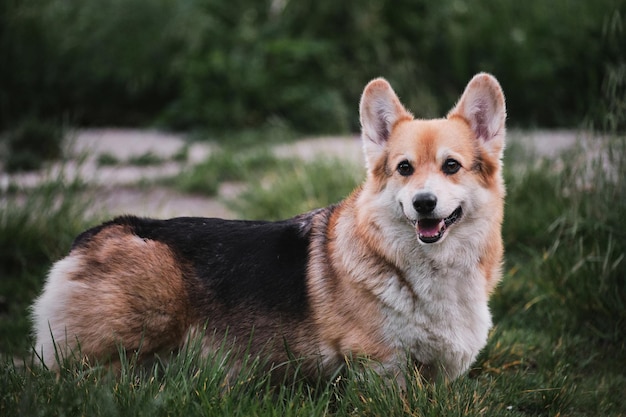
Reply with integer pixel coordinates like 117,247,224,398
1,132,625,416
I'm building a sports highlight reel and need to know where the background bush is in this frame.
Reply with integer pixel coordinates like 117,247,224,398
1,0,623,134
0,119,64,172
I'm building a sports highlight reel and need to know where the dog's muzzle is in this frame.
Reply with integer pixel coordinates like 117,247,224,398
411,192,463,244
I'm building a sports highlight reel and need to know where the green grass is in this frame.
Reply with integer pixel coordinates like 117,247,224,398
98,146,192,168
127,152,166,167
227,156,365,220
0,177,95,355
1,133,625,416
164,148,289,196
97,152,120,166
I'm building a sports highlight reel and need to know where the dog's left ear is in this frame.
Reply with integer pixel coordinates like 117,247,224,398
448,73,506,158
360,78,413,169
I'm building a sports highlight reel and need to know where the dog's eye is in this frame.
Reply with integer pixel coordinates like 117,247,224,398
396,160,414,176
442,158,461,175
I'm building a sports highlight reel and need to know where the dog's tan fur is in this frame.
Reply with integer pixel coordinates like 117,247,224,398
32,73,506,383
33,224,193,366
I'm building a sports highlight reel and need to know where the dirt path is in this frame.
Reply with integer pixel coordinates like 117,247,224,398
1,128,591,219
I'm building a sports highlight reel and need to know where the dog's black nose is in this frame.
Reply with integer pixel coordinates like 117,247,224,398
413,192,437,214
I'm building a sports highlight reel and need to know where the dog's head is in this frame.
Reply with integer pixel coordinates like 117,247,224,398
359,73,506,245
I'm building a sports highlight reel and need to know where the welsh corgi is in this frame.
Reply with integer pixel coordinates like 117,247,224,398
32,73,506,383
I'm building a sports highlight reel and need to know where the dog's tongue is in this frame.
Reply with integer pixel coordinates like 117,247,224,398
417,219,444,238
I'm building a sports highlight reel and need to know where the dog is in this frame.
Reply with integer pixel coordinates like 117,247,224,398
32,73,506,384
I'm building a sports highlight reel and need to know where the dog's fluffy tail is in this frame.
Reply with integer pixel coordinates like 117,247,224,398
31,228,192,368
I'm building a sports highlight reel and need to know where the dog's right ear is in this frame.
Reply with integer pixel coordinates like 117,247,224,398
360,78,413,169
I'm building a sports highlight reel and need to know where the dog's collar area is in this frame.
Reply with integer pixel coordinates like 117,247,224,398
417,206,463,243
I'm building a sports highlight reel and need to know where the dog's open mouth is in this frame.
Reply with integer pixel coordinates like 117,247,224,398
416,206,463,244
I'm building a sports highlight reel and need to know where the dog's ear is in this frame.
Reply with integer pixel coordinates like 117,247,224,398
448,73,506,158
360,78,413,168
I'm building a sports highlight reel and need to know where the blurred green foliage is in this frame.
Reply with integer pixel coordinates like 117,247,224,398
0,0,624,133
1,119,64,172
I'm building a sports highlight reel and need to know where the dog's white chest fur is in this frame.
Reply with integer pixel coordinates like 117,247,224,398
378,255,491,379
